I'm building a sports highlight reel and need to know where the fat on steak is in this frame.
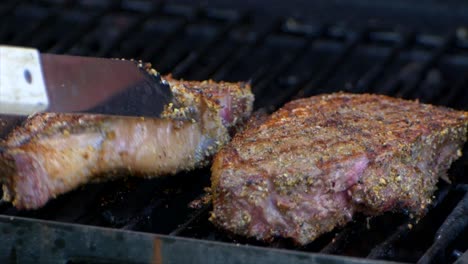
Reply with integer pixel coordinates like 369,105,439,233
0,76,254,209
210,93,468,245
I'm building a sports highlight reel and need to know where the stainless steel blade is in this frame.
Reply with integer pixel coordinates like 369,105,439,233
40,54,173,117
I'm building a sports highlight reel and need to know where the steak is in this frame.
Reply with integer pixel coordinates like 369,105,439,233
210,93,468,245
0,76,254,209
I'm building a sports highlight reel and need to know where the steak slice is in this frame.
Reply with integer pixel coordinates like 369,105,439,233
0,76,254,210
210,93,468,245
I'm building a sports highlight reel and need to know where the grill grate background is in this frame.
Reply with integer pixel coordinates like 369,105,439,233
0,1,468,263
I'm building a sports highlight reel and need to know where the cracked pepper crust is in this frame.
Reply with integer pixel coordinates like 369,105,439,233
210,93,468,245
0,74,254,210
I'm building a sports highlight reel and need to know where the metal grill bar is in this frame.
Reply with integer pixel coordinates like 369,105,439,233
295,29,368,98
9,5,62,46
418,186,468,264
48,10,107,54
140,16,193,62
97,180,162,227
193,15,276,81
169,204,211,236
319,221,366,254
96,2,164,57
193,44,238,80
439,72,468,107
145,9,226,73
170,13,247,78
211,19,283,81
23,4,83,51
367,221,413,260
398,33,456,100
439,73,468,109
121,198,165,230
0,3,24,42
355,31,415,94
254,27,324,109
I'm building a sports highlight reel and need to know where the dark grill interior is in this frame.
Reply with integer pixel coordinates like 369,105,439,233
1,1,468,263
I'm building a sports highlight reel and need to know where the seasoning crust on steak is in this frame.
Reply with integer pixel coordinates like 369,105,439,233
210,93,468,245
0,76,254,209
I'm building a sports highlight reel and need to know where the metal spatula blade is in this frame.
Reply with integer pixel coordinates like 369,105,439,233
0,45,173,117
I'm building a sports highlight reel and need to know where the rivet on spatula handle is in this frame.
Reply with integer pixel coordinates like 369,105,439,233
0,46,49,116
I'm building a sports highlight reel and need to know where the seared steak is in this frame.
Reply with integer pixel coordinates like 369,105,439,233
0,76,254,209
210,93,468,245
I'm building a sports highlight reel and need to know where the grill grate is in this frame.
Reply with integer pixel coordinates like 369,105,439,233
1,1,468,263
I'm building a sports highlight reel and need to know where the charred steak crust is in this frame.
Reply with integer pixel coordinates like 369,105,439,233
0,76,254,209
210,93,468,245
